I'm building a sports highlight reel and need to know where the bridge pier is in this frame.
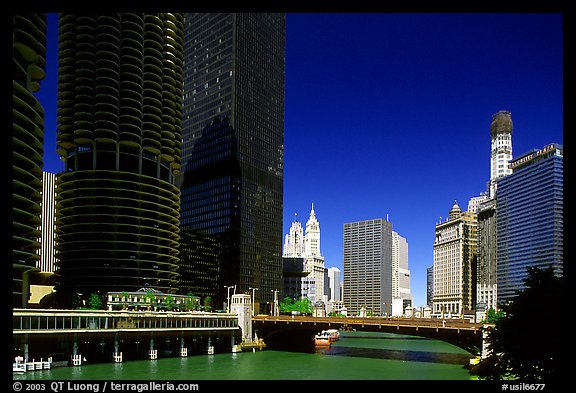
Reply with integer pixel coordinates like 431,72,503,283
113,333,122,362
179,332,187,357
72,333,82,366
148,333,157,360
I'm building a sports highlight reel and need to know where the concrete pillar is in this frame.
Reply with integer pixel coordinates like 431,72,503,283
207,337,214,355
24,334,29,364
148,332,157,359
179,333,187,357
72,333,82,366
113,334,122,362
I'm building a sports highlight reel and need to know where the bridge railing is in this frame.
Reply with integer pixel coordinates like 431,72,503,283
13,308,239,334
253,314,484,330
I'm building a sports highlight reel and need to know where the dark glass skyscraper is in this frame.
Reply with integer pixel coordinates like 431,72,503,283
54,14,184,300
496,143,563,305
13,14,47,307
180,14,285,311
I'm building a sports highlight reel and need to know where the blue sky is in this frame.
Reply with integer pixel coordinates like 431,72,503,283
38,13,563,308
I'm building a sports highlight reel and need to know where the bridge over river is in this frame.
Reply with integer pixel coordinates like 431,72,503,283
253,315,489,356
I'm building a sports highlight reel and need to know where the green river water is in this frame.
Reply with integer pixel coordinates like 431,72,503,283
14,331,476,380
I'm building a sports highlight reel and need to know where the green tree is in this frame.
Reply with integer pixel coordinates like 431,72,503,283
294,297,313,315
203,295,212,311
185,292,197,311
165,295,174,311
145,291,156,310
485,307,505,323
87,293,103,310
473,266,563,380
279,296,294,314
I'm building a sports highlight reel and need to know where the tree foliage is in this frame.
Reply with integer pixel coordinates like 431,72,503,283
203,295,212,311
165,295,174,311
473,266,563,380
485,307,505,323
87,293,103,310
279,296,312,315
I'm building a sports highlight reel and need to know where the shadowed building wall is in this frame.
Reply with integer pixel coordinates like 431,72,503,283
13,13,47,307
179,13,285,310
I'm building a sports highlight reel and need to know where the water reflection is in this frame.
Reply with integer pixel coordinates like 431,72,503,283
314,346,472,364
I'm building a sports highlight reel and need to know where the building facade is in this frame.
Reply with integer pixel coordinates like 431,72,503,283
39,171,57,273
392,230,411,305
327,267,341,302
179,13,285,310
283,220,304,258
282,205,326,303
474,110,514,311
496,143,563,305
489,110,513,198
476,197,498,310
54,14,184,299
13,13,47,307
426,266,434,307
343,218,393,317
433,201,478,316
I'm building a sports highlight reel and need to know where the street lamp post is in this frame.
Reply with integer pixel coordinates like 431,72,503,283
225,285,236,313
249,287,259,316
271,289,279,316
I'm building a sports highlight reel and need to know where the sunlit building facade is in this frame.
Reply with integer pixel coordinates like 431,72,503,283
39,171,57,273
475,110,514,311
343,218,393,317
433,201,477,316
496,143,563,305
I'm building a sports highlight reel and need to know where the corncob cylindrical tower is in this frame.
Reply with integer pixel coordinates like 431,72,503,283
55,14,184,297
12,13,47,307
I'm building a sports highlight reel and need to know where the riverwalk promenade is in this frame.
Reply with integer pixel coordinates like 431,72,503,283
13,308,241,366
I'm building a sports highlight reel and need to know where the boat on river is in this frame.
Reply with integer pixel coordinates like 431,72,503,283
314,331,332,346
314,329,340,346
325,329,340,342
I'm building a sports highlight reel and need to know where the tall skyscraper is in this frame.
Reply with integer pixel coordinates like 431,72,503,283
180,14,285,309
489,110,513,198
343,218,393,316
303,204,325,302
304,204,321,258
475,110,514,311
327,267,341,302
392,231,411,303
496,143,563,305
426,266,434,307
13,13,47,307
476,197,498,310
54,14,184,300
282,204,326,303
433,201,477,316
